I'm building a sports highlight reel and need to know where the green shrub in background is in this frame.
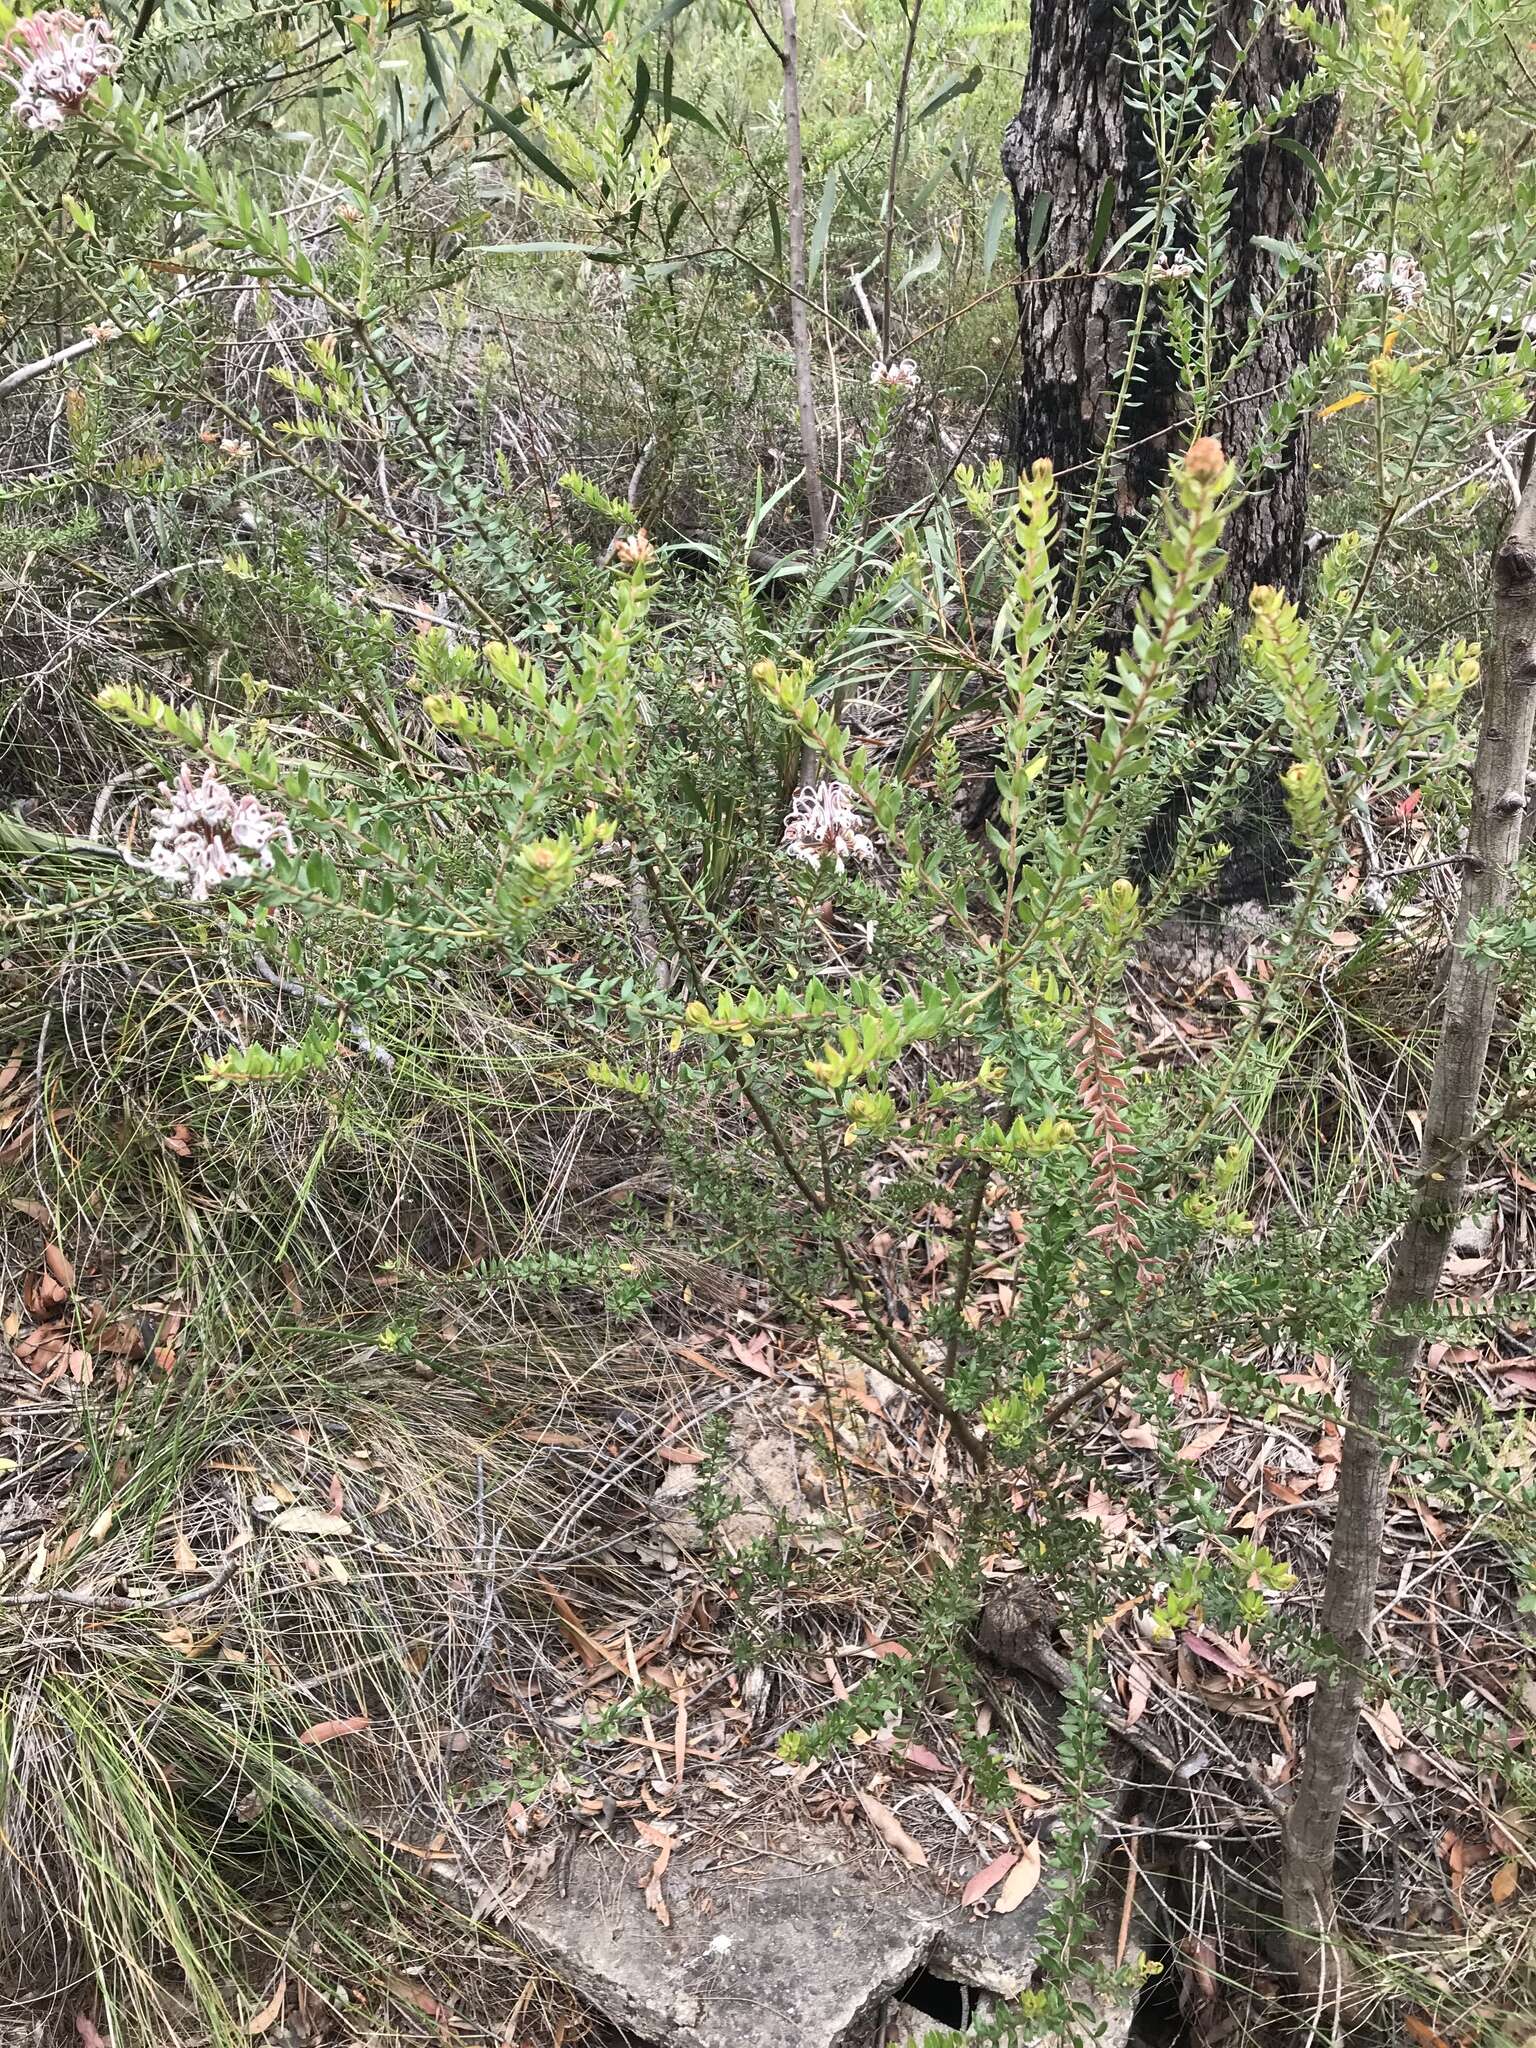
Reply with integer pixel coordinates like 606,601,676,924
2,0,1536,2039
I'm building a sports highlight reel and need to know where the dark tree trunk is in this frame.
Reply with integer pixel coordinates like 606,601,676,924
1002,0,1342,613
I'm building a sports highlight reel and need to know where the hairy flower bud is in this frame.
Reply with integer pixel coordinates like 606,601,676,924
1183,435,1226,483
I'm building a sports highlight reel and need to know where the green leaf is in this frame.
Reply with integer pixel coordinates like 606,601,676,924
620,55,651,157
504,0,600,45
897,238,941,293
659,90,718,135
809,168,839,285
416,25,449,105
470,95,579,193
1025,191,1050,263
982,189,1010,278
642,0,699,27
1273,135,1335,204
1251,233,1316,271
476,240,628,261
1085,174,1118,267
914,64,983,124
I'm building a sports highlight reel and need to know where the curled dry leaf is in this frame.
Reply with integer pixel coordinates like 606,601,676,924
961,1848,1018,1909
856,1788,928,1867
297,1713,370,1746
992,1836,1041,1913
1402,2017,1451,2048
246,1974,286,2037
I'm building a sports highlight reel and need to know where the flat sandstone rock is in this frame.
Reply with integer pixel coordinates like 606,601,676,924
511,1822,1051,2048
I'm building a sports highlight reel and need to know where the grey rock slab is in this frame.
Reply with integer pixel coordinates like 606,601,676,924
511,1824,1050,2048
928,1891,1051,1999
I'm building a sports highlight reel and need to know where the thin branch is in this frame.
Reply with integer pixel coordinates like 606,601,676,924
879,0,925,363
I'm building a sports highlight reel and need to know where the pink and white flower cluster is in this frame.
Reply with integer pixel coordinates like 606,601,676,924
782,781,877,872
1353,250,1427,308
3,10,120,132
147,764,294,901
870,359,920,394
1152,248,1196,284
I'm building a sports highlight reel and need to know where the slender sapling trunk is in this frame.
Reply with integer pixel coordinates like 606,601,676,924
1282,450,1536,2003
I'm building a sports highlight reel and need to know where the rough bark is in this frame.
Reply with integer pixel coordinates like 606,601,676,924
1002,0,1341,610
1280,451,1536,2003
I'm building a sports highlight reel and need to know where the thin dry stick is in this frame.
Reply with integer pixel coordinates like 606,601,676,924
1281,449,1536,2006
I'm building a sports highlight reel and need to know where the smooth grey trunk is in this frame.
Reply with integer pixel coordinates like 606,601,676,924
776,0,828,557
1281,451,1536,2004
878,0,924,363
776,0,829,788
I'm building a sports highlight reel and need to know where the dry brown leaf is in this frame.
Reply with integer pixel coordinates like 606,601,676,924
1177,1419,1230,1462
644,1870,671,1926
74,2019,109,2048
961,1849,1018,1909
270,1506,351,1538
1185,1936,1219,2002
633,1819,676,1869
1403,2016,1451,2048
388,1975,450,2021
246,1974,286,2036
992,1836,1042,1913
1362,1699,1405,1752
1125,1655,1153,1730
297,1713,370,1746
1490,1805,1528,1856
537,1575,622,1675
900,1742,945,1774
44,1244,75,1293
856,1789,928,1867
172,1526,201,1574
1490,1859,1520,1905
1180,1630,1251,1680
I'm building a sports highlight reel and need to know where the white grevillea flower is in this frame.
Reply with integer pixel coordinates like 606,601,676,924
614,527,656,567
3,10,120,132
1152,249,1196,283
147,764,294,902
1353,251,1427,308
870,358,921,393
782,781,877,872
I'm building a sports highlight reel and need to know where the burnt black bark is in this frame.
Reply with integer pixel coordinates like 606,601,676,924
1004,0,1341,603
1002,0,1343,897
